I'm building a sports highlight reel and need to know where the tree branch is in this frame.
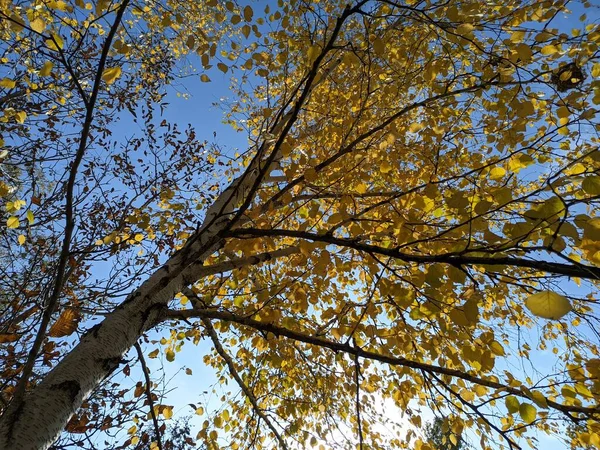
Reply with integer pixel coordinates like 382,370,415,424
227,228,600,281
165,307,600,419
4,0,130,425
134,342,163,450
201,318,290,450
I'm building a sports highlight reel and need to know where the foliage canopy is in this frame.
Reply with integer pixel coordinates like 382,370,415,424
1,0,600,449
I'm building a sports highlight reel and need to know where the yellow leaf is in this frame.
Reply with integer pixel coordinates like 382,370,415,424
519,402,537,424
540,44,558,56
489,167,506,180
0,78,16,89
525,290,572,320
456,23,474,34
510,30,526,43
307,45,320,63
200,74,211,82
217,62,228,73
592,63,600,78
505,395,520,414
40,61,53,77
380,161,393,174
46,34,64,51
48,1,69,11
6,216,19,228
102,67,122,85
162,406,173,419
516,43,533,61
17,234,25,245
15,111,26,124
530,391,548,409
30,18,46,34
490,340,505,356
148,349,159,358
409,122,424,133
195,406,204,415
26,210,34,225
508,154,533,173
165,348,175,362
356,183,367,194
449,434,458,446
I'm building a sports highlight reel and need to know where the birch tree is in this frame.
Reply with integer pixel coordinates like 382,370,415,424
1,1,600,449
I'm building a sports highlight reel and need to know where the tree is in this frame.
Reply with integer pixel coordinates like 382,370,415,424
0,0,600,449
424,417,468,450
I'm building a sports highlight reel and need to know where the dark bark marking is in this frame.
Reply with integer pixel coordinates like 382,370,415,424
52,380,81,404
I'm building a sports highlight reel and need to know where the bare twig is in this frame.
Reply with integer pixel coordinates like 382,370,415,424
134,342,163,450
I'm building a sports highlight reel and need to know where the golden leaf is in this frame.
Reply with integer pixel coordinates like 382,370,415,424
102,67,122,85
30,18,46,34
525,290,572,320
48,309,80,337
0,78,16,88
162,406,173,419
39,61,53,77
6,216,19,228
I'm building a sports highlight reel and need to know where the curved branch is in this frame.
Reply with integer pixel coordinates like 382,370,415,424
134,342,163,450
3,0,131,428
227,228,600,281
165,307,600,419
201,318,290,450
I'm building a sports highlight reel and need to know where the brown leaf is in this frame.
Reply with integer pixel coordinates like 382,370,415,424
0,333,19,343
133,382,144,398
48,309,80,337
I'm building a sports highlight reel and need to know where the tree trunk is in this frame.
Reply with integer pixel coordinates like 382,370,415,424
0,143,277,449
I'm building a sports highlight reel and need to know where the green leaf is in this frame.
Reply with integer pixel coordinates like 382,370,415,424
583,176,600,196
505,395,520,414
530,390,548,409
519,402,537,424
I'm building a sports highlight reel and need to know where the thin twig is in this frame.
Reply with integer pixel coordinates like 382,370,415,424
353,340,364,450
134,342,163,450
5,0,130,422
200,317,290,450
